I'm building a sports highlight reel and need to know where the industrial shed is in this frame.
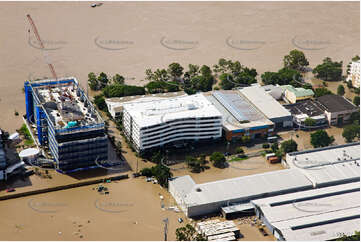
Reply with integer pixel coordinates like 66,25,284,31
285,143,360,187
238,86,293,128
168,169,313,218
251,182,360,241
205,90,274,141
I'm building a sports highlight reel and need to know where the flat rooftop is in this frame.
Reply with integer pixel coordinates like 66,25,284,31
251,182,360,241
285,99,325,117
106,91,186,103
106,91,186,113
238,86,291,120
317,94,357,112
122,93,222,128
205,91,273,131
286,143,360,187
170,169,313,207
31,78,102,129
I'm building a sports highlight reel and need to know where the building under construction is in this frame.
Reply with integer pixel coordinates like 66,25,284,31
24,77,108,173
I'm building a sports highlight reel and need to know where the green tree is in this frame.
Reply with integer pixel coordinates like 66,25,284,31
219,73,234,90
186,64,200,78
198,154,207,165
93,94,107,111
235,147,244,154
186,156,203,173
213,58,230,74
350,111,360,124
102,84,145,98
314,87,333,97
337,85,345,96
112,74,125,84
283,49,309,71
200,65,213,78
214,59,257,89
280,139,298,153
347,80,353,89
146,69,170,82
302,83,313,90
342,123,360,143
210,152,226,168
310,130,335,148
176,224,206,241
98,72,109,89
167,63,184,81
145,68,154,81
352,56,360,62
261,68,302,86
190,75,213,92
140,167,152,177
271,143,279,153
88,72,99,90
353,96,360,106
145,81,165,94
312,57,343,81
150,150,163,163
304,117,316,127
150,164,172,188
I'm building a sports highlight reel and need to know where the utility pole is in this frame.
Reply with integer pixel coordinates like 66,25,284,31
136,155,139,173
163,218,169,241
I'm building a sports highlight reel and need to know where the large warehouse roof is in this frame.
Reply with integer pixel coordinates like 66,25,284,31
205,91,273,132
251,182,360,241
170,169,313,207
238,86,291,120
286,143,360,187
122,93,222,128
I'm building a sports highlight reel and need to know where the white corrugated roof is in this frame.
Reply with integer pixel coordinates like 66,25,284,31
19,148,40,158
123,93,222,128
251,182,360,241
170,169,313,207
286,143,360,187
238,86,291,119
205,92,273,132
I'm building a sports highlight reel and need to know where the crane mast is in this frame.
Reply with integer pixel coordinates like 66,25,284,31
26,14,58,81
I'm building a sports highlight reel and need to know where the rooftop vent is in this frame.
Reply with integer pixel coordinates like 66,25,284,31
187,104,197,110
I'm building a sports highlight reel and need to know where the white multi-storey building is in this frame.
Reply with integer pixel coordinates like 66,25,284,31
347,60,360,88
122,94,222,152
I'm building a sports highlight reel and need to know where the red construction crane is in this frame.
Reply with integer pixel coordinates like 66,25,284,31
26,14,58,81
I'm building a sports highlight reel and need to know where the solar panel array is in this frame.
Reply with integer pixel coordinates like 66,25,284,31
213,91,264,122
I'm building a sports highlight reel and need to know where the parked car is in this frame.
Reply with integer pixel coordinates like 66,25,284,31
178,218,183,223
259,227,268,236
132,173,141,178
6,188,15,193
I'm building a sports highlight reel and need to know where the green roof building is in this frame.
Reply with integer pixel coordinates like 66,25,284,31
281,85,314,103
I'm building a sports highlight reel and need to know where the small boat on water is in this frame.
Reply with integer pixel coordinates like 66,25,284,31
91,3,103,8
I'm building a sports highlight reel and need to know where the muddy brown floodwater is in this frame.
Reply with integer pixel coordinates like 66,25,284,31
0,1,359,241
0,1,359,133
